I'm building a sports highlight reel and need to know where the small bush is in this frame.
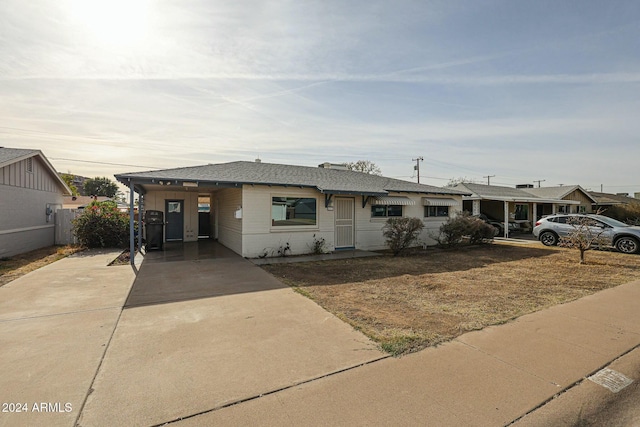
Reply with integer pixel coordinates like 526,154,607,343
466,217,499,245
437,213,495,247
73,201,130,248
382,217,424,256
308,234,328,254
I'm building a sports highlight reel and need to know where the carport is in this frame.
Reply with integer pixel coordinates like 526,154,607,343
124,240,286,307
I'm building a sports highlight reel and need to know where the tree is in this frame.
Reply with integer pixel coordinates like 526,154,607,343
382,217,424,256
60,173,79,196
83,177,119,198
345,160,382,175
558,216,609,264
447,177,474,187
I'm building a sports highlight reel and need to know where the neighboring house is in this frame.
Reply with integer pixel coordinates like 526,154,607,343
58,173,90,196
0,147,72,257
62,195,131,212
448,182,575,235
62,195,111,209
523,185,597,215
589,191,640,210
115,161,469,258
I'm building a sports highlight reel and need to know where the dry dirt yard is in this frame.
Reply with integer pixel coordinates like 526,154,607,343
263,243,640,355
0,245,82,287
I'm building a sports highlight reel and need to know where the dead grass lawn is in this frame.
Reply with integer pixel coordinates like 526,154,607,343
263,243,640,355
0,245,83,286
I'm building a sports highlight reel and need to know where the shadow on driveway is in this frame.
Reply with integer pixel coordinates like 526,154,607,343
124,241,286,308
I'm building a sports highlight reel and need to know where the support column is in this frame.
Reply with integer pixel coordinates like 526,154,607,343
532,202,537,226
503,201,509,238
472,200,480,216
129,179,135,266
137,194,143,252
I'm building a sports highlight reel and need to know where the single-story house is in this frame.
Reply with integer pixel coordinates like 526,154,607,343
0,147,72,257
115,161,469,259
448,182,582,235
63,195,132,212
62,195,111,209
523,185,597,215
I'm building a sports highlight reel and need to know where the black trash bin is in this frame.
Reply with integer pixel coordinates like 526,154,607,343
145,210,164,251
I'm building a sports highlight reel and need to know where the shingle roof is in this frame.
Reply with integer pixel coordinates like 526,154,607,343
450,182,540,199
116,161,468,196
590,191,640,205
0,147,39,167
523,185,597,203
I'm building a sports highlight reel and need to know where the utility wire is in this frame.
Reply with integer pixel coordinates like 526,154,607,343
49,157,158,169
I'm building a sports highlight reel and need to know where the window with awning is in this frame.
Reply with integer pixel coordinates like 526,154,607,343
422,197,458,207
373,196,415,205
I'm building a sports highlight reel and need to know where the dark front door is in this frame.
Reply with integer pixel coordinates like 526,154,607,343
165,200,184,241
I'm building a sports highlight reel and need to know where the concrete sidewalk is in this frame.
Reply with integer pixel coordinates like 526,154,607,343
173,280,640,427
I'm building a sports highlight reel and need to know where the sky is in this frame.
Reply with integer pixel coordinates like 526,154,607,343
1,0,639,195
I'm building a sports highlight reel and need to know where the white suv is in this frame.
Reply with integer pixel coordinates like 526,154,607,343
533,214,640,254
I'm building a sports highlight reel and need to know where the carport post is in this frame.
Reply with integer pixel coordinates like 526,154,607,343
503,201,509,238
129,178,135,266
137,194,143,252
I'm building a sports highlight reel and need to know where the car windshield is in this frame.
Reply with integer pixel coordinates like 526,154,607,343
593,216,630,228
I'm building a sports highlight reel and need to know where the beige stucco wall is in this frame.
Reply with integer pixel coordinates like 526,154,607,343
239,186,463,257
138,186,463,257
142,190,199,242
213,188,243,254
241,186,332,258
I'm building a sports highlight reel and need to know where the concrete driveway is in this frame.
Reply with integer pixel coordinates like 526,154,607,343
0,249,134,427
0,243,384,427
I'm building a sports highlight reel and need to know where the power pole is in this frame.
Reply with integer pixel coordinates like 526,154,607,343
483,175,495,185
412,157,424,183
533,179,546,188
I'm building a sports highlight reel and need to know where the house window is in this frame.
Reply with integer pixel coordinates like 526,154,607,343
578,206,586,213
425,206,449,217
558,205,569,213
514,204,529,220
371,205,402,218
271,197,317,226
168,202,181,213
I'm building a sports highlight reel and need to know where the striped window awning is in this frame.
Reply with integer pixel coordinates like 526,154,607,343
422,197,458,207
373,196,415,206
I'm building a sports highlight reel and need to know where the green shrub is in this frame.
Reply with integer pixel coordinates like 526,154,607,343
437,212,495,247
382,217,424,256
73,201,130,248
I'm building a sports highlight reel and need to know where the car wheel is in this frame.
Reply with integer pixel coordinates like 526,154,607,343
539,231,558,246
615,236,640,254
